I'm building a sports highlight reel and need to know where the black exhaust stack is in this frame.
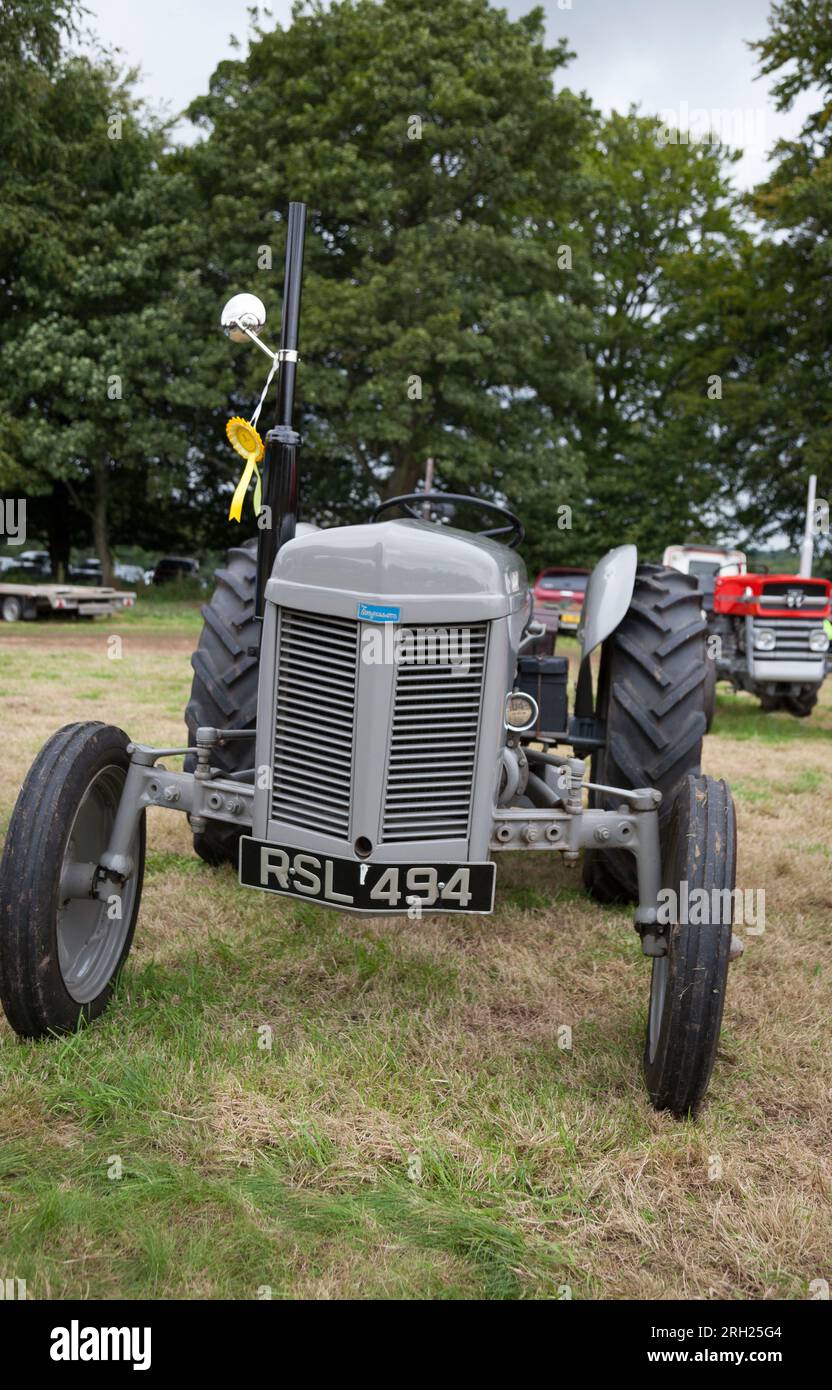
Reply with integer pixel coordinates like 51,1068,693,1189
255,200,307,618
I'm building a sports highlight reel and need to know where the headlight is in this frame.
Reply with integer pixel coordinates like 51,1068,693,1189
809,629,830,653
505,691,539,731
752,629,776,651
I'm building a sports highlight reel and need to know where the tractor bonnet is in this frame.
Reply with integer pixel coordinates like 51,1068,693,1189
264,518,529,625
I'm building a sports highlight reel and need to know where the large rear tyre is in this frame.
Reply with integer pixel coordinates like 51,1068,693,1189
644,774,736,1117
184,539,260,866
583,564,707,904
759,685,818,717
783,686,818,718
0,722,145,1039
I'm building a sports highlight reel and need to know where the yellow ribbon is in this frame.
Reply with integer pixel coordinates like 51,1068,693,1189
225,417,264,522
228,452,262,523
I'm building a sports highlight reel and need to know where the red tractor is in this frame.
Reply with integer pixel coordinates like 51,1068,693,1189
663,543,831,720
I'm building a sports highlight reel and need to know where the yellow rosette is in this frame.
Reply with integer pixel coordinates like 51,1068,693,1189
226,417,265,522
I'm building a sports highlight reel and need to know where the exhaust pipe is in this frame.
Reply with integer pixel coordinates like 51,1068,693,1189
798,474,817,578
255,201,307,618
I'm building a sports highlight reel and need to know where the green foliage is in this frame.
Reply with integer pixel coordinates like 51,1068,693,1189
0,3,224,576
750,0,832,122
573,111,748,560
716,0,832,553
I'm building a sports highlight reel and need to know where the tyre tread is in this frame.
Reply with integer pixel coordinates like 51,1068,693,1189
644,775,736,1116
183,539,260,865
584,564,707,903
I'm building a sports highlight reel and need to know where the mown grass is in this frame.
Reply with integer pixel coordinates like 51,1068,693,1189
712,687,832,742
0,589,204,636
0,621,830,1299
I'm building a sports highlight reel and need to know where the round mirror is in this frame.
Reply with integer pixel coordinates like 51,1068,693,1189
220,292,267,343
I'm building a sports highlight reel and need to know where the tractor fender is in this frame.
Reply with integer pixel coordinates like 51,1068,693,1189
577,544,638,661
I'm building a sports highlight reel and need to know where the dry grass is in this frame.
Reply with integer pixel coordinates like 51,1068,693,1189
0,619,830,1299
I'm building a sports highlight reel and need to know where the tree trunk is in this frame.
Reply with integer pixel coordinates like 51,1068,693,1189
381,451,426,500
92,458,114,586
45,483,73,582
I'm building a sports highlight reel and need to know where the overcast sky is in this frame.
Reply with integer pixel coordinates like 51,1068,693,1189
84,0,815,191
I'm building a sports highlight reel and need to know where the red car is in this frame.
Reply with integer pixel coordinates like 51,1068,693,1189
533,566,590,635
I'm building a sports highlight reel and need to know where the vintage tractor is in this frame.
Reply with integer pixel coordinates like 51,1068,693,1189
0,204,739,1117
664,520,832,723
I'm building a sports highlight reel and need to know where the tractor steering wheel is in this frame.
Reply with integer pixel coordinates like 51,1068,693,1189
371,492,525,549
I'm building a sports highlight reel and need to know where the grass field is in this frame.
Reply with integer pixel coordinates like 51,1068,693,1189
0,611,830,1300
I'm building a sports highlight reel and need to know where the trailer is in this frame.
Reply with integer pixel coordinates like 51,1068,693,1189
0,582,136,624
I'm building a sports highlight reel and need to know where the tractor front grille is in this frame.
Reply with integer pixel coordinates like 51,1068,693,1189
759,580,828,608
270,610,489,848
381,623,488,843
271,609,359,836
750,616,826,661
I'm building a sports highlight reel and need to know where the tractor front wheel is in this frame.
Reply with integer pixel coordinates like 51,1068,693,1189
644,774,736,1117
0,722,145,1039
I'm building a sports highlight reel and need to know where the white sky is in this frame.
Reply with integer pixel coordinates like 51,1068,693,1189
83,0,816,192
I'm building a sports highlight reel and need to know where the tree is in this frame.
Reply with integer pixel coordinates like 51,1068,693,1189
570,111,749,560
0,7,221,579
721,0,832,551
181,0,596,563
0,0,82,508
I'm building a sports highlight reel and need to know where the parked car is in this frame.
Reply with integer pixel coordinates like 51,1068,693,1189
152,555,200,585
69,557,103,581
115,562,147,586
17,550,52,577
532,566,590,635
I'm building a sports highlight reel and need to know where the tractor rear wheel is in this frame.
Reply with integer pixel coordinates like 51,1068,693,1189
583,564,707,903
184,539,260,866
760,686,818,717
644,774,736,1117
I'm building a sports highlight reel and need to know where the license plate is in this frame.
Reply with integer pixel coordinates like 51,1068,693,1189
239,837,496,914
559,612,579,625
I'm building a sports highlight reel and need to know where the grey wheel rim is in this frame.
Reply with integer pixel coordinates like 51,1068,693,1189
648,955,668,1062
2,597,21,621
57,764,139,1004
